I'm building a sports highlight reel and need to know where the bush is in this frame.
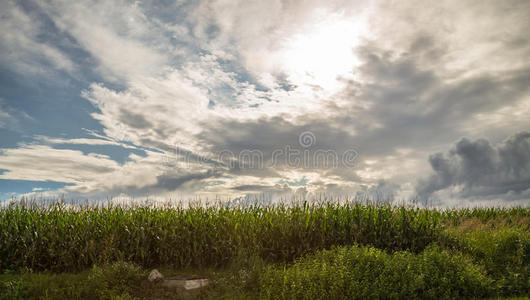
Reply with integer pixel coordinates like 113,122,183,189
86,261,145,299
260,245,493,299
443,228,530,296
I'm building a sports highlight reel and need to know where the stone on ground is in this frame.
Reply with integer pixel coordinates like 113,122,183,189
148,269,164,282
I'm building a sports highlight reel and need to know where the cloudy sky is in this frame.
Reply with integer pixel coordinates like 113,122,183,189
0,0,529,206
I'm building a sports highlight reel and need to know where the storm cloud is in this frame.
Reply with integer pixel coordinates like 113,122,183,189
416,132,530,204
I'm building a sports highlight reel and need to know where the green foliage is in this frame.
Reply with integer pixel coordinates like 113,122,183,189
0,262,143,300
443,228,530,296
0,202,446,272
260,245,493,300
86,261,145,299
0,276,28,300
0,201,528,299
206,249,268,298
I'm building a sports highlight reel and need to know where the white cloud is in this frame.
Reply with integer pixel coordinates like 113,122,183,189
0,0,75,75
81,69,211,152
367,0,530,78
0,145,119,183
38,0,171,81
37,136,121,146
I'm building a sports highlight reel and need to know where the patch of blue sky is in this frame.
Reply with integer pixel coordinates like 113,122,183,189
0,68,103,143
0,129,26,149
215,57,270,93
138,0,200,26
278,176,308,187
205,23,221,40
206,180,225,186
275,73,297,92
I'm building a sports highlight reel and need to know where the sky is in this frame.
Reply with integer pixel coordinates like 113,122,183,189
0,0,529,207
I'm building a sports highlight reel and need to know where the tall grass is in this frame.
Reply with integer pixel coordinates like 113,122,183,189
0,201,439,272
0,200,528,273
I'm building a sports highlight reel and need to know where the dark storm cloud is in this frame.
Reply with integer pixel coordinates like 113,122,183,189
99,169,224,197
119,109,152,129
198,116,357,154
332,43,530,157
196,115,361,180
225,164,280,178
416,131,530,203
232,184,273,191
155,170,222,191
137,138,223,169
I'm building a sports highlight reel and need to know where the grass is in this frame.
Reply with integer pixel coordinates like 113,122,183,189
0,262,144,300
0,201,444,271
0,199,528,299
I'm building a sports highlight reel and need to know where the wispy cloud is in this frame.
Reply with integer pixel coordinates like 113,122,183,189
0,0,75,75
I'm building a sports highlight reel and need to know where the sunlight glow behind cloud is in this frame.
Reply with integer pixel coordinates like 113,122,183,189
281,12,366,92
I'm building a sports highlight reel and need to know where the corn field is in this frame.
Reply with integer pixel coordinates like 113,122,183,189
0,200,528,272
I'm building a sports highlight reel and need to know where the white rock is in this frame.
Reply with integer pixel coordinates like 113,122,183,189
148,269,164,282
161,278,211,290
183,279,210,290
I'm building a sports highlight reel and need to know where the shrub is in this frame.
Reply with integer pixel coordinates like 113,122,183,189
260,245,493,299
86,261,145,299
443,228,530,296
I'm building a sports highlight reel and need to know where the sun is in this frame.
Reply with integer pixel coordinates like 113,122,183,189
280,13,366,93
